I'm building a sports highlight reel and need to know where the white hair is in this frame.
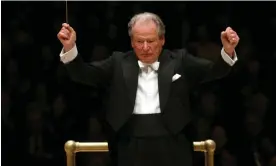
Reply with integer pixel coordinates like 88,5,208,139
128,12,166,37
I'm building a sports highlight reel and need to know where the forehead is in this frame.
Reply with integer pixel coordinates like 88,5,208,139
132,21,158,39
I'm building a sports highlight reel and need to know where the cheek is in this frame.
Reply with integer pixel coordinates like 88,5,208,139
152,44,161,53
133,48,142,55
131,41,135,48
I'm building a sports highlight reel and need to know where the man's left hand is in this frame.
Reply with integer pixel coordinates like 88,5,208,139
221,27,240,57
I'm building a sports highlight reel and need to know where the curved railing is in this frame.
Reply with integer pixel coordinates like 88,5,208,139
64,140,216,166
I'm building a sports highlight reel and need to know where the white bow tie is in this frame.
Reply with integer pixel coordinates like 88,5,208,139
138,61,160,71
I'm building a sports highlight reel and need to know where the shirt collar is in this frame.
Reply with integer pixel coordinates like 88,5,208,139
138,60,160,71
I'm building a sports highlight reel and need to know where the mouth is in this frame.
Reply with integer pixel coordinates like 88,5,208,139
142,54,152,57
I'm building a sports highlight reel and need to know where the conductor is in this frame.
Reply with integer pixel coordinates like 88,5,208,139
57,12,239,166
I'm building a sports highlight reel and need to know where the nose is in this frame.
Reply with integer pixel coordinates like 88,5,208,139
142,41,150,51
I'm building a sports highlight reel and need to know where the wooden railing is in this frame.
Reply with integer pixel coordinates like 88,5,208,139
64,140,216,166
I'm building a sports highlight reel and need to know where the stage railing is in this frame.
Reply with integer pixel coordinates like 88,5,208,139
65,139,215,166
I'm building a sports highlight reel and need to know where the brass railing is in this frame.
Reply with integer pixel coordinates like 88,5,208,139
64,139,215,166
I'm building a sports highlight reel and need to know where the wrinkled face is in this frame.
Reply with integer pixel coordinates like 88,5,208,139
131,21,165,64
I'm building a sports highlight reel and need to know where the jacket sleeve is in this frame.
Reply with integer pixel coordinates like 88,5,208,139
181,47,238,86
59,44,114,87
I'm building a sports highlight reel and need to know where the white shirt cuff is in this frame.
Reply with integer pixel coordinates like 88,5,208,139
221,48,238,66
60,45,78,64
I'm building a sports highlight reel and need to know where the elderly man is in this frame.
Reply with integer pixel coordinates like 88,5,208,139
57,12,239,166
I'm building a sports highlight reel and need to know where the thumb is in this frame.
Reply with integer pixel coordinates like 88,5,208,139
67,26,75,34
221,31,229,44
221,31,227,38
62,23,75,33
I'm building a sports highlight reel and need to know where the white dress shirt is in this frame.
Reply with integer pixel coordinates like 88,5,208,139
60,45,237,114
133,61,161,114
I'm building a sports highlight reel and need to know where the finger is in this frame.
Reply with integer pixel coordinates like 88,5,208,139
229,31,237,40
230,33,239,42
227,33,236,43
230,36,239,45
230,38,236,44
229,30,237,36
234,36,240,44
226,32,235,43
58,32,69,40
226,29,234,40
67,26,75,33
226,28,238,38
226,27,232,32
221,31,227,36
221,31,228,40
230,29,236,35
62,23,75,33
221,31,233,45
62,25,74,34
230,33,237,40
58,34,69,41
61,25,75,37
62,23,69,28
61,27,70,35
59,28,70,38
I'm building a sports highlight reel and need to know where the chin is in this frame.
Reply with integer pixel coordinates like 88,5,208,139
142,59,154,64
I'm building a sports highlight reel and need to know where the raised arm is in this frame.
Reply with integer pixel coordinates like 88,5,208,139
182,27,239,86
182,48,237,85
57,23,113,86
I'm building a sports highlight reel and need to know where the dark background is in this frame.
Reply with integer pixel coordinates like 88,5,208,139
1,1,276,166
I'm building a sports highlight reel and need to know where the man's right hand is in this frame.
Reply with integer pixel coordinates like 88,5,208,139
57,23,76,52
